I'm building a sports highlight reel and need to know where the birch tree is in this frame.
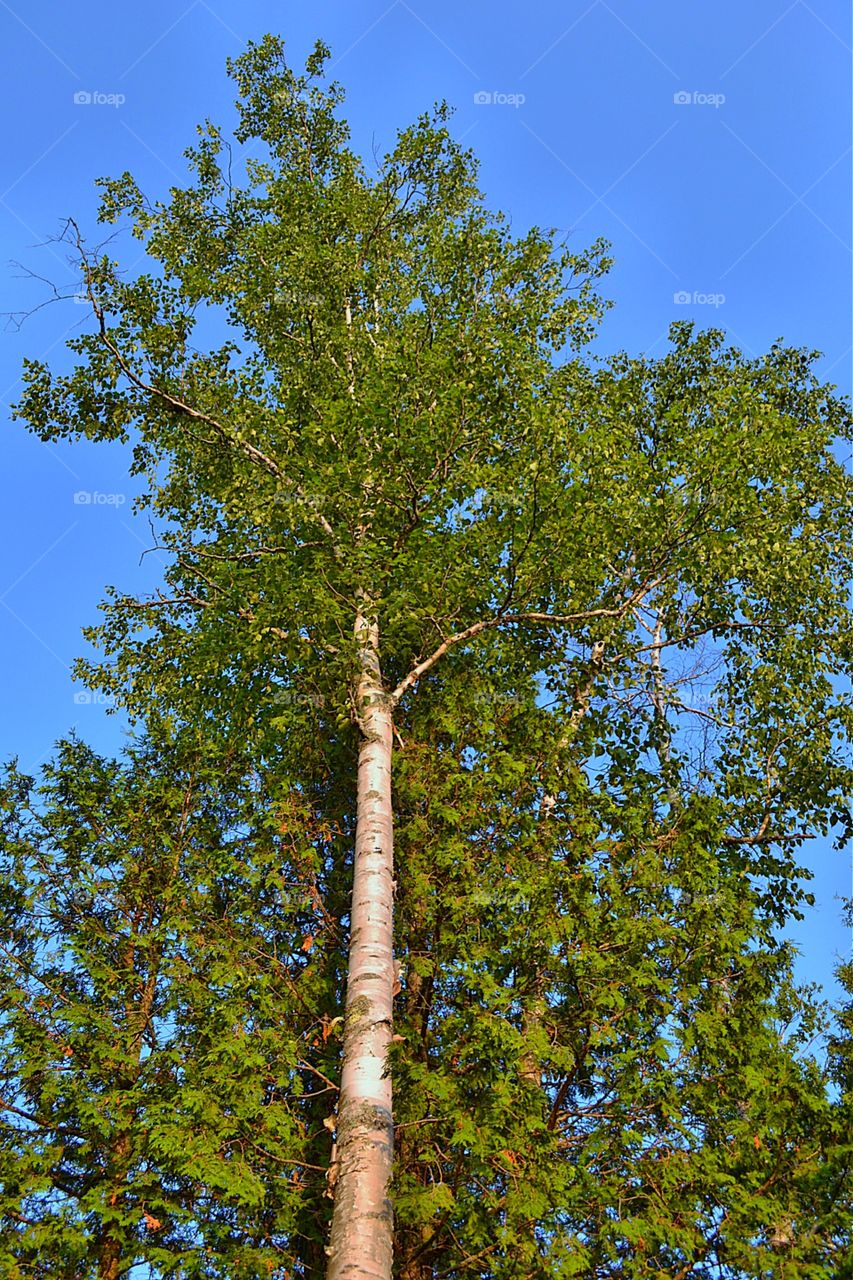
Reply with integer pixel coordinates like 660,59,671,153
13,35,852,1277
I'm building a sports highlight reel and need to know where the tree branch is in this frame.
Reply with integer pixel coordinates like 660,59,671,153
390,577,664,704
68,218,341,551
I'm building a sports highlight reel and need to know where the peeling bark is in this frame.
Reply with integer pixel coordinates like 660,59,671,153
326,607,395,1280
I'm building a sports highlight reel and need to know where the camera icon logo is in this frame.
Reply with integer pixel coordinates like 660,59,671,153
673,91,692,105
73,91,93,105
673,290,692,305
73,691,92,705
73,490,92,504
473,91,492,105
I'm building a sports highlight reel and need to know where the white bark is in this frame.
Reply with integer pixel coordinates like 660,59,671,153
326,607,395,1280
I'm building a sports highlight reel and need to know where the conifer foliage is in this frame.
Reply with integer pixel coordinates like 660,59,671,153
0,739,341,1277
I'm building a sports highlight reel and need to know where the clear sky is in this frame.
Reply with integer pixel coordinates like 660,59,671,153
1,1,850,997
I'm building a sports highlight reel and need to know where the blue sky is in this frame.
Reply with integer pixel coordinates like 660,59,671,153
1,0,850,995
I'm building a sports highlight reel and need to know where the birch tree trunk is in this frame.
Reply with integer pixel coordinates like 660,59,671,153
326,607,395,1280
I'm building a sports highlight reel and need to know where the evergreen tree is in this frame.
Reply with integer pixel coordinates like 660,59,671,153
389,680,852,1275
0,736,344,1277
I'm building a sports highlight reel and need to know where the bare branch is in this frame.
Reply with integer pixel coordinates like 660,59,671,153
390,576,665,704
720,832,812,845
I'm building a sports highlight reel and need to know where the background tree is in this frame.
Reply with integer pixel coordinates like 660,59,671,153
0,735,349,1278
389,674,853,1276
11,34,853,1277
2,725,850,1278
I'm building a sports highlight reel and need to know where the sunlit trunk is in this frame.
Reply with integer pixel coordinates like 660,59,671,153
326,607,395,1280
